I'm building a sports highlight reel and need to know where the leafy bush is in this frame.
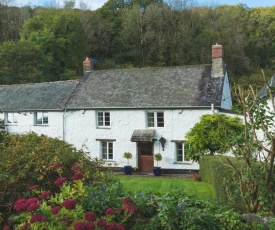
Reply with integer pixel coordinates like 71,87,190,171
0,133,109,227
9,163,134,230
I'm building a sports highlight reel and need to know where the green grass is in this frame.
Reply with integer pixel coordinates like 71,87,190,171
116,175,214,200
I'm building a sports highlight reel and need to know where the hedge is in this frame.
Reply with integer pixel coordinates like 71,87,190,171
199,155,245,211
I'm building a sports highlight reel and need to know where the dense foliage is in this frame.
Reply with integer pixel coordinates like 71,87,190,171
0,1,274,88
0,133,108,228
185,114,244,162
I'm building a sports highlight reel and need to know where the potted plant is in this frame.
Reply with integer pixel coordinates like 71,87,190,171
153,153,162,176
123,152,132,175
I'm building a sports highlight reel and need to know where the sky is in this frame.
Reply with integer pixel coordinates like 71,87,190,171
9,0,275,10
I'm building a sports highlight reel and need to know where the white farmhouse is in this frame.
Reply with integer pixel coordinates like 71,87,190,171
0,44,232,173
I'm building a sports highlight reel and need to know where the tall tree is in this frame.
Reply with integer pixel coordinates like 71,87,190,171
20,8,87,81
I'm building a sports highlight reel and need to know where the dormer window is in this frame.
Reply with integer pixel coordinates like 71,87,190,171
147,112,164,127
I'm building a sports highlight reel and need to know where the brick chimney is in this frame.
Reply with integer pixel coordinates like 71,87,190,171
212,44,224,77
83,56,93,74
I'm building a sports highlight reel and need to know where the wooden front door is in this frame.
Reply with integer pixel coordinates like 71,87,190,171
138,142,154,172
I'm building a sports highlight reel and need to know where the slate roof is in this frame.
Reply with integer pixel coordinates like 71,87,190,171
0,65,225,111
66,65,225,109
0,80,79,111
257,74,275,99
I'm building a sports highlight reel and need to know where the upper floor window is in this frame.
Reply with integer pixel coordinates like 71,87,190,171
5,112,18,124
147,112,164,127
97,112,110,127
35,112,48,125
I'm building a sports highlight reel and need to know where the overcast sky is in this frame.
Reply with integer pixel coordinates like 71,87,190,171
10,0,275,10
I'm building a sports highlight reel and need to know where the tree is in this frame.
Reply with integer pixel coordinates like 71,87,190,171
20,8,87,81
224,76,275,213
0,40,47,84
185,113,244,162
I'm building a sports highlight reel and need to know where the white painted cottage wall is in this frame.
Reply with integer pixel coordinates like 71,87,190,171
64,109,218,170
4,112,64,139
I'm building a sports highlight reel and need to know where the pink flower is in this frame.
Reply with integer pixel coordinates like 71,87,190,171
117,224,126,230
52,162,63,168
122,198,133,204
27,203,40,212
72,172,84,181
71,165,80,171
20,223,29,230
14,199,27,212
105,208,115,216
3,226,11,230
122,204,137,214
51,206,61,215
86,222,95,230
84,212,97,222
62,199,76,210
74,222,86,230
30,213,42,224
105,222,117,230
40,216,47,222
54,177,66,186
26,198,39,205
28,185,39,190
40,191,51,199
97,219,107,228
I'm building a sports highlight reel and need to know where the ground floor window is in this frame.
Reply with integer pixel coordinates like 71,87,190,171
101,141,113,160
35,112,48,125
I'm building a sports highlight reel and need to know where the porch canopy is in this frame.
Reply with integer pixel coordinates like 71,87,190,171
130,129,155,142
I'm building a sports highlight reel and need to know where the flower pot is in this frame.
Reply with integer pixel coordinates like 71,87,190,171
153,167,162,176
123,166,132,175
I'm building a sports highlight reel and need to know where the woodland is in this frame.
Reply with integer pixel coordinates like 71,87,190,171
0,0,275,92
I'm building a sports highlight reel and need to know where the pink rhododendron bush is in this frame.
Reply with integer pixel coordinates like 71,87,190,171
0,133,112,228
9,163,134,230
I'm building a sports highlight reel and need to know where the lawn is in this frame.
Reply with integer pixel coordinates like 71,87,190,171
116,175,214,200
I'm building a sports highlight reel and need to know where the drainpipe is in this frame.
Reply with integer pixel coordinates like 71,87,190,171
63,108,66,141
211,103,214,113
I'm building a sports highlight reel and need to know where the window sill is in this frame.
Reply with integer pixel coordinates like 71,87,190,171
5,124,18,126
173,161,192,165
34,124,49,126
97,127,111,129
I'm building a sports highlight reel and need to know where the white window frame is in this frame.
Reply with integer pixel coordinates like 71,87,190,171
101,141,113,160
147,111,164,128
97,111,110,127
35,112,48,125
5,112,18,125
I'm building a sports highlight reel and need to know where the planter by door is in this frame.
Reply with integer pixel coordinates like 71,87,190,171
153,167,162,176
124,166,132,175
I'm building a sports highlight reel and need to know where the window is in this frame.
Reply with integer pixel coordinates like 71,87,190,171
176,143,184,162
6,113,18,124
35,112,48,125
97,112,110,127
102,142,113,160
147,112,164,127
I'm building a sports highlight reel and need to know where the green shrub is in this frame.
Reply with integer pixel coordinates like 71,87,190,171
199,156,245,211
0,133,109,227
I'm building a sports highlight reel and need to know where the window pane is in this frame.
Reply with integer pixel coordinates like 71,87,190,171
140,143,153,156
7,113,13,123
105,112,110,126
147,113,154,127
108,142,113,159
176,143,183,161
157,112,164,127
13,113,18,123
43,113,48,124
102,142,107,159
36,113,42,125
98,112,103,126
